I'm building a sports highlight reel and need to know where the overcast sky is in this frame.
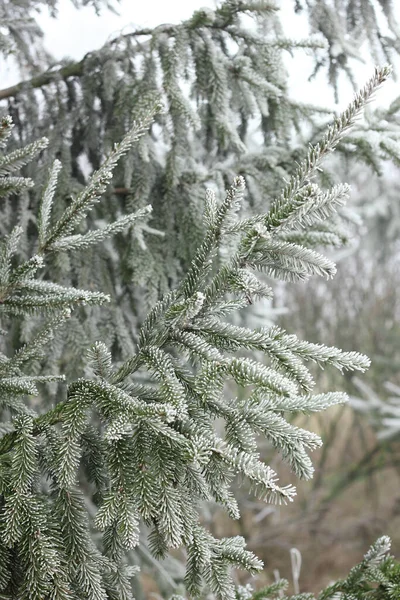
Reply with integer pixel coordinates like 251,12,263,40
1,0,398,111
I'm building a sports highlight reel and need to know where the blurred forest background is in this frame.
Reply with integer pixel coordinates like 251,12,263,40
1,0,400,596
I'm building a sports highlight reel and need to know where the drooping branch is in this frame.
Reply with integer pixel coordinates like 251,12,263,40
0,23,175,101
0,2,280,102
0,60,85,101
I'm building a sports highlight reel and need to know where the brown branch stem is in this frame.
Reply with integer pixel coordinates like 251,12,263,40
0,61,85,101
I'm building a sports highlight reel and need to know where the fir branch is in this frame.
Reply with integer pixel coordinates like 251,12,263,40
0,290,109,315
37,159,62,249
0,116,13,149
262,65,391,231
48,206,152,252
0,175,34,197
5,310,71,371
42,105,160,251
179,176,246,299
0,137,48,176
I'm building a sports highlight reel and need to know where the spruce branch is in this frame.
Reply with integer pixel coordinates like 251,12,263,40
0,116,13,149
179,176,246,299
49,206,152,252
0,175,35,197
37,158,62,249
262,65,392,231
41,104,160,252
0,137,49,176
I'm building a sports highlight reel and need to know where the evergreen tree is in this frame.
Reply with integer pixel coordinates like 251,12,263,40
0,62,392,598
1,1,400,597
1,0,400,396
